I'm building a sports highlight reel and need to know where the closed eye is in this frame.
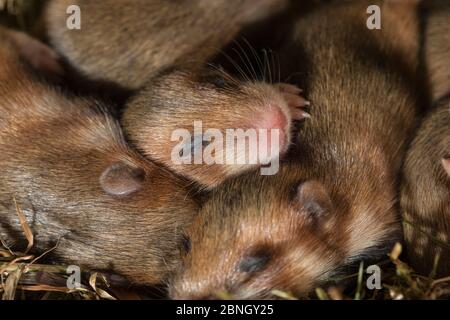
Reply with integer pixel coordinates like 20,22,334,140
181,234,191,255
238,247,272,274
201,72,239,90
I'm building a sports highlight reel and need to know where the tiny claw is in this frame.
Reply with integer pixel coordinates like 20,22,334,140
301,111,311,119
291,109,311,120
284,93,309,108
297,99,310,108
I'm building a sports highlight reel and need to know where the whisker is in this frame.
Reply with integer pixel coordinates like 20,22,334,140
242,38,265,82
270,50,276,84
277,52,282,84
217,50,251,82
232,39,258,82
263,49,272,84
205,63,240,85
231,48,255,82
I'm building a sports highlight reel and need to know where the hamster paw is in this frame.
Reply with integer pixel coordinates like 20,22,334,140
276,83,310,121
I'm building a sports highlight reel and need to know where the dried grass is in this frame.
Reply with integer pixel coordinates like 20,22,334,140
0,201,117,300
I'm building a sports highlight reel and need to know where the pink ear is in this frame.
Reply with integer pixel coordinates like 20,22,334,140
8,30,64,76
442,158,450,177
100,163,146,197
295,180,333,219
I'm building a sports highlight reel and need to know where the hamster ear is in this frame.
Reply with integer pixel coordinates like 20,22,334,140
294,180,333,221
8,30,64,77
442,158,450,177
100,163,146,197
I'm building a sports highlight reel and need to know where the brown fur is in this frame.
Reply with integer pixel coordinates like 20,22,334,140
401,99,450,277
44,0,288,90
169,0,422,299
400,0,450,278
0,28,198,285
423,0,450,101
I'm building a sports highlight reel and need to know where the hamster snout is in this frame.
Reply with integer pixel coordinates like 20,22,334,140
169,174,344,299
122,69,309,188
